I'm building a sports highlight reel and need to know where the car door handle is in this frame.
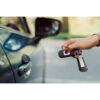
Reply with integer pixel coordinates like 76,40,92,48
17,55,31,76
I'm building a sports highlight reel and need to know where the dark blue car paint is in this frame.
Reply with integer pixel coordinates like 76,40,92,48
0,25,45,83
0,43,15,83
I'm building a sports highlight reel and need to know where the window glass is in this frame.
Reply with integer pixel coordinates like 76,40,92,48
0,44,12,77
0,17,36,37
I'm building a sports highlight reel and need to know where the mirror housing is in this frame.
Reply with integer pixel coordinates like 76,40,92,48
35,18,61,38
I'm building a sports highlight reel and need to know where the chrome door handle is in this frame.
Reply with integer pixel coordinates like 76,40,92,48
17,55,31,76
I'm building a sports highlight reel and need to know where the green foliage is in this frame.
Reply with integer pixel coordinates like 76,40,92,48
49,32,87,40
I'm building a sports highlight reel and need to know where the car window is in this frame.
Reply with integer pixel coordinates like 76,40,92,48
0,17,36,38
0,17,27,33
0,43,13,77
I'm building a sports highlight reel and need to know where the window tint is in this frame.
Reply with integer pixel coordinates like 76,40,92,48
0,43,14,82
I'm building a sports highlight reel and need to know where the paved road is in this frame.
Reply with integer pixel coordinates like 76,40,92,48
41,39,100,83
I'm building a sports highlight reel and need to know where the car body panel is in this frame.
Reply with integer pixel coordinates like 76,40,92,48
0,25,45,83
0,43,15,83
9,43,45,83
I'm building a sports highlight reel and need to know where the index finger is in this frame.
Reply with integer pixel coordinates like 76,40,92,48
61,39,75,49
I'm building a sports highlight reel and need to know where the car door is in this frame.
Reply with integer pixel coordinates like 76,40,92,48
0,17,61,83
7,44,45,83
0,25,45,83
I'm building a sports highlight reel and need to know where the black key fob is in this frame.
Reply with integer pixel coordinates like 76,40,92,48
58,49,71,58
58,49,88,72
58,49,80,58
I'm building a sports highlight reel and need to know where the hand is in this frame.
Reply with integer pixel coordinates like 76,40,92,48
61,35,99,58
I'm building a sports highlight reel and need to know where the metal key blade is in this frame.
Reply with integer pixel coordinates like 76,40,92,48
77,56,88,72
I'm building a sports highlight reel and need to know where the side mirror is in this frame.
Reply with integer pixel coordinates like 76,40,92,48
35,18,62,37
3,18,62,52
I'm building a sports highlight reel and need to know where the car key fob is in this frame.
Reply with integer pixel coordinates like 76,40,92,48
58,49,80,58
77,56,88,72
58,49,88,72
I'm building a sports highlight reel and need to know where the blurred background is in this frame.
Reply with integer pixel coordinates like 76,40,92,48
1,17,100,40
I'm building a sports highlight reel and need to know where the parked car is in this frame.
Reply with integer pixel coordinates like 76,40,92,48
0,17,61,83
1,17,100,83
